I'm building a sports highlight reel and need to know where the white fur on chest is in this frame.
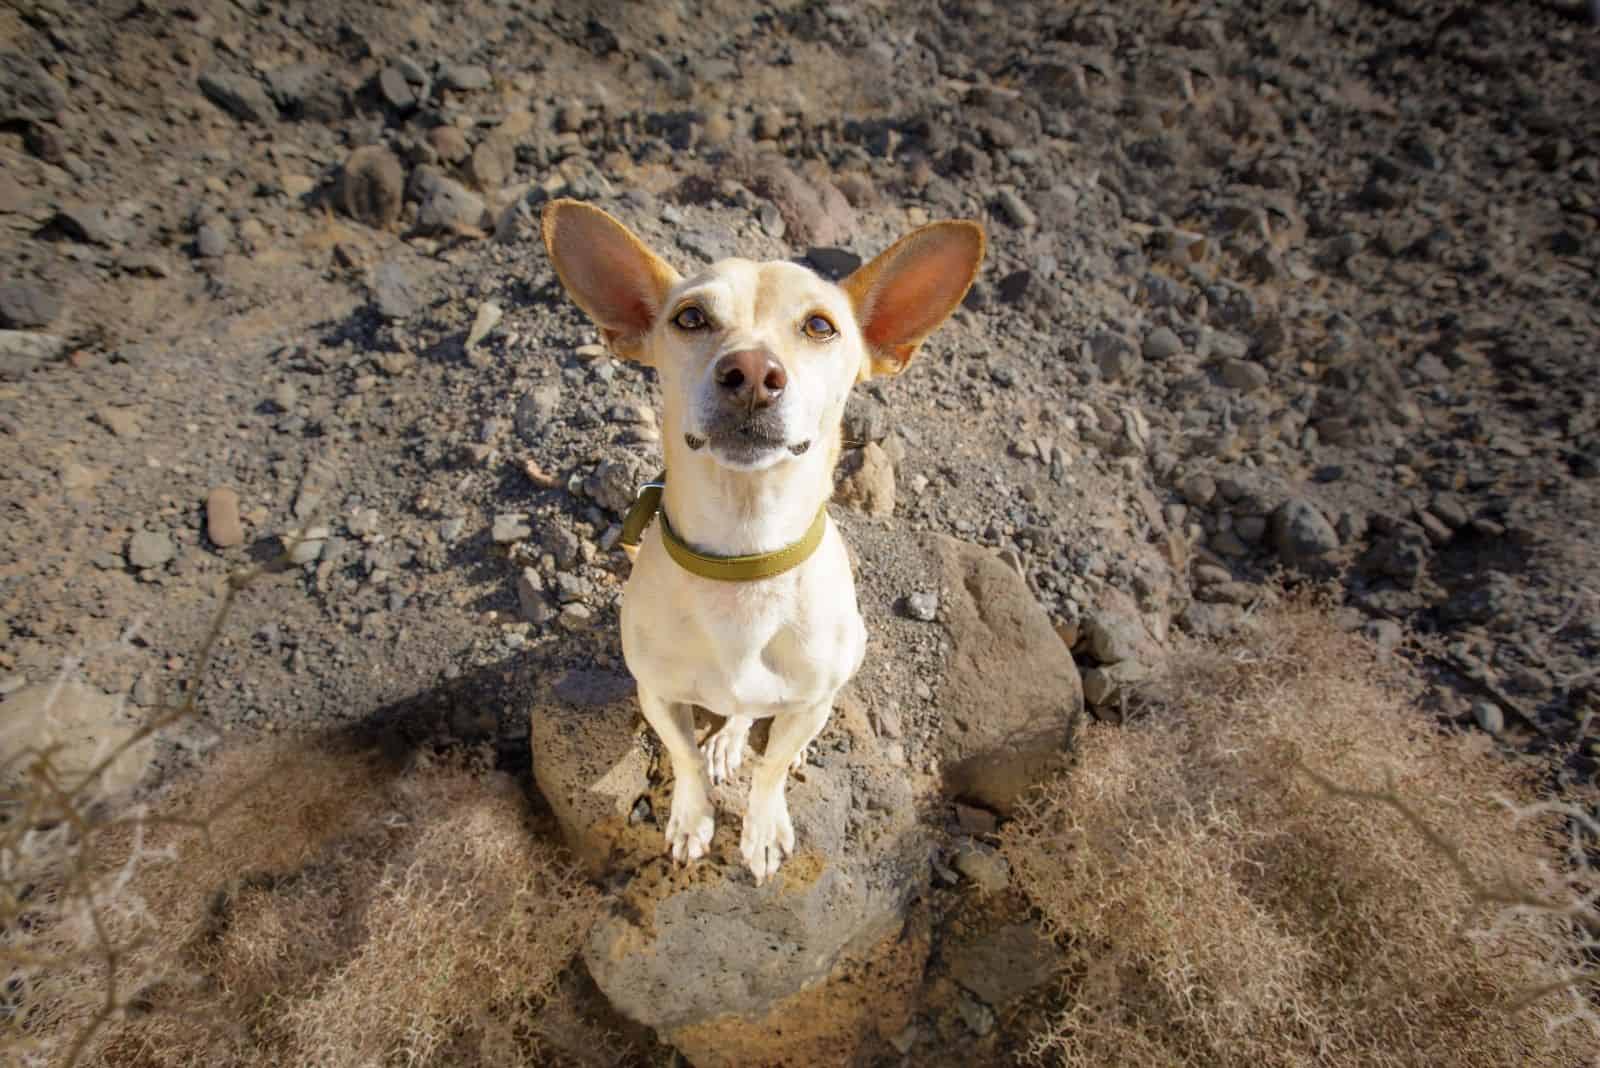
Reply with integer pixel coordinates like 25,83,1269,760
620,521,866,717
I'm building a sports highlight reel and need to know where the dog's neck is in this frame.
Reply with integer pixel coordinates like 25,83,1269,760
659,427,838,558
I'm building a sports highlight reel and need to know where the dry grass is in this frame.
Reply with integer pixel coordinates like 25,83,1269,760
11,740,601,1068
1003,597,1600,1067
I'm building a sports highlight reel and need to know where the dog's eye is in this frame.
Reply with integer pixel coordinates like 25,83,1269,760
672,305,709,331
802,314,836,341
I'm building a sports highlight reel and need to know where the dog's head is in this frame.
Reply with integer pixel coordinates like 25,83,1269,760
542,200,984,473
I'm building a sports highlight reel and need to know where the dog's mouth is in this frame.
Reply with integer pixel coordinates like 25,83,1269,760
687,419,811,466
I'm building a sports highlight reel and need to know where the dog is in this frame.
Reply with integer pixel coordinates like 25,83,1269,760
542,199,984,883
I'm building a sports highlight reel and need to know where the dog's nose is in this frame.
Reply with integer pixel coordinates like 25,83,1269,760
713,349,787,409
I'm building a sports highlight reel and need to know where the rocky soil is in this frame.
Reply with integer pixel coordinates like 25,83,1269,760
3,0,1599,1063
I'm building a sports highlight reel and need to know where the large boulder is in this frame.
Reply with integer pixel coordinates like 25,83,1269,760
531,679,925,1058
925,534,1083,811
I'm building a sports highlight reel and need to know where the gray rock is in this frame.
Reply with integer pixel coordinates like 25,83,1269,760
1179,473,1217,507
904,591,939,621
1472,700,1505,736
1084,612,1145,664
804,247,862,281
1219,358,1269,391
264,62,348,121
561,690,923,1038
951,839,1010,895
378,66,416,110
45,205,116,245
586,461,637,515
197,69,276,123
371,262,424,320
492,514,532,543
1271,498,1339,565
0,51,67,123
1082,659,1150,706
127,531,175,570
195,222,229,258
1090,330,1140,382
416,176,486,233
956,993,996,1036
514,385,562,441
339,146,405,229
995,188,1036,229
0,282,60,329
439,63,492,91
842,393,890,444
927,535,1082,811
516,568,553,624
542,524,582,569
1143,325,1183,360
0,683,152,801
946,923,1058,1007
1362,619,1404,654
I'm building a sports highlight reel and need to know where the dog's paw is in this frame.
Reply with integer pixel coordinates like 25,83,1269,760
789,743,810,774
663,791,715,864
740,791,795,885
702,719,750,785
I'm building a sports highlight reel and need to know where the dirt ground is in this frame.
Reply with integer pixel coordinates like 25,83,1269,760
3,0,1599,1063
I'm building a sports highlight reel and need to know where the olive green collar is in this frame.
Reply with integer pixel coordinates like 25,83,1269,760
619,474,828,582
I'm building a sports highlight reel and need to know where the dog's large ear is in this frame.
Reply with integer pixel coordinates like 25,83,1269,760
842,220,985,377
542,199,680,362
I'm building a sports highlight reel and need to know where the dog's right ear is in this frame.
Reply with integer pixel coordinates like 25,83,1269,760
541,199,680,362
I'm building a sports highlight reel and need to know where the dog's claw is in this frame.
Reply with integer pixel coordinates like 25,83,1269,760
789,743,809,774
740,791,795,885
664,792,715,864
702,719,750,785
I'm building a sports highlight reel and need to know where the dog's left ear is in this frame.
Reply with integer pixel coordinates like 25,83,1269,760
842,220,986,378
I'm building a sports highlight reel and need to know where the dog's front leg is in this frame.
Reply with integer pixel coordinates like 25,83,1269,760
639,688,715,863
741,700,831,885
702,715,752,784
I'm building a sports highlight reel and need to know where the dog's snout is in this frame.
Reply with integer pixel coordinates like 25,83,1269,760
714,349,787,409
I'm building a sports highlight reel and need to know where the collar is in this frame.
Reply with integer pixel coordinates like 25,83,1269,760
618,473,829,582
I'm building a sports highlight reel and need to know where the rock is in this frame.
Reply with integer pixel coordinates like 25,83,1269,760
465,301,502,351
1090,330,1140,382
371,262,424,320
542,525,582,569
1472,700,1504,736
560,691,925,1042
804,247,863,281
1082,659,1150,706
126,530,175,570
1,52,67,123
1084,611,1147,664
834,442,896,517
1271,498,1339,566
206,487,244,548
264,62,348,121
427,124,470,164
950,839,1010,894
1219,357,1269,392
0,282,60,329
492,514,532,543
43,205,116,246
0,682,152,801
515,385,563,441
516,568,552,624
1143,325,1183,360
586,460,637,515
926,535,1082,811
1179,473,1217,507
946,923,1058,1007
995,188,1036,228
416,175,486,233
197,68,275,123
0,331,67,379
339,146,405,228
842,393,890,444
904,591,939,621
1179,601,1245,638
378,66,417,110
467,131,516,190
956,992,996,1036
195,222,229,258
953,803,997,835
1362,619,1404,654
94,408,140,438
439,63,492,91
739,159,856,246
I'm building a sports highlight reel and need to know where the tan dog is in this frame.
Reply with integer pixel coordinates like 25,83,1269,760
542,200,984,883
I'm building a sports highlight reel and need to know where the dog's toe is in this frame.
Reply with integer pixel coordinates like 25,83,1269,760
664,794,715,864
740,794,795,885
701,722,749,785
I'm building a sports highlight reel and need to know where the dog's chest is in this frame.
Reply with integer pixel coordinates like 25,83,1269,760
620,537,865,714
